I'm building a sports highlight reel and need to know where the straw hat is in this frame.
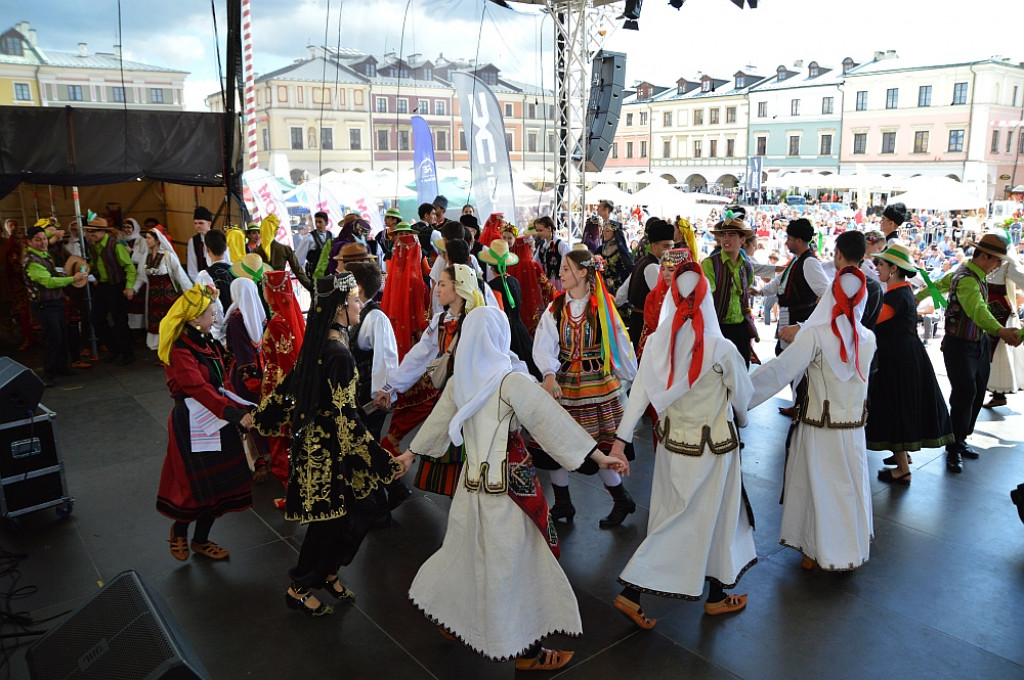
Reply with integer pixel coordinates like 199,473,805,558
478,239,519,268
231,252,271,281
333,242,373,263
968,231,1014,262
82,216,109,230
871,241,918,273
63,255,90,287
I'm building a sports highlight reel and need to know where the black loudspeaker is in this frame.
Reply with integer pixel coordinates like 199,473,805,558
27,570,211,680
585,50,627,172
0,357,43,424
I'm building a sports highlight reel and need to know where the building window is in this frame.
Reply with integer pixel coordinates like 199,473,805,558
623,141,632,158
756,136,766,155
757,101,767,118
377,129,389,151
952,82,968,105
365,63,376,77
321,128,333,150
528,132,537,152
881,131,896,153
261,128,269,151
639,111,648,126
918,85,932,107
13,82,31,101
422,67,432,80
702,80,711,92
396,98,408,114
820,134,833,155
991,129,1001,153
913,130,929,153
459,130,467,150
349,128,362,150
948,129,965,152
290,127,303,150
307,127,317,149
736,76,745,88
150,88,164,104
708,108,719,124
809,63,819,78
726,138,735,157
788,136,800,156
853,133,867,154
885,88,898,110
821,97,833,115
791,99,800,116
505,132,513,151
663,140,672,158
709,140,717,158
726,107,736,123
1,36,23,56
434,99,446,115
548,132,555,151
855,91,867,111
611,143,618,159
692,140,702,158
112,87,125,103
376,97,387,113
1007,130,1014,154
1014,85,1020,107
68,85,83,101
436,130,447,151
626,112,633,126
398,130,410,151
663,111,672,127
504,103,513,118
528,103,536,118
1019,132,1024,154
693,109,704,125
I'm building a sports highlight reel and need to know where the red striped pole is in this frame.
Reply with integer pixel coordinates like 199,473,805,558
242,0,259,170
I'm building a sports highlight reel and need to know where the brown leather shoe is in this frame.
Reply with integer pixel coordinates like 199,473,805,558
190,540,229,560
704,593,747,615
613,594,657,630
168,526,189,561
515,648,574,671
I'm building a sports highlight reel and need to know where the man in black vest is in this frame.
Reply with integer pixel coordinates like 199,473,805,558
765,217,829,354
626,218,676,352
530,215,569,291
304,211,333,279
186,206,216,281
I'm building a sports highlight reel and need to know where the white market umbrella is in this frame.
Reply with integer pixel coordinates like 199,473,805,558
890,177,986,211
586,183,632,206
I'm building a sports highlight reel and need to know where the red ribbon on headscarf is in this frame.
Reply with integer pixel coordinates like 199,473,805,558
830,266,867,380
668,262,708,389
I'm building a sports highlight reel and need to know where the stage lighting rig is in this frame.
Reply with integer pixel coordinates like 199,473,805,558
619,0,642,30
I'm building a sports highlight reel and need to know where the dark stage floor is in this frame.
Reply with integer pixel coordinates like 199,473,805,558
3,332,1023,680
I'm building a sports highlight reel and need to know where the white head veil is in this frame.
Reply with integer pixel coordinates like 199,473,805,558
793,267,870,382
640,264,736,415
224,277,266,344
447,306,513,446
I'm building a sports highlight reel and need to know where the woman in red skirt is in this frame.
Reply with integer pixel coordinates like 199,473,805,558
135,229,192,351
156,284,254,561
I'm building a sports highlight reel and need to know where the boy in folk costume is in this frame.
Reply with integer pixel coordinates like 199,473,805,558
610,261,756,627
397,307,626,671
83,216,138,365
750,267,877,571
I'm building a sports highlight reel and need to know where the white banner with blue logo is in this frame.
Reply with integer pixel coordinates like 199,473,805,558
412,116,439,207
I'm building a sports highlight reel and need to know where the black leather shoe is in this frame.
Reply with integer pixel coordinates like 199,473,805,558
101,352,120,363
960,445,979,460
385,480,412,511
945,451,963,473
882,454,912,466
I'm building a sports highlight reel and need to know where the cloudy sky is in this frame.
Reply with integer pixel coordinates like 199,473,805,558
10,0,1023,110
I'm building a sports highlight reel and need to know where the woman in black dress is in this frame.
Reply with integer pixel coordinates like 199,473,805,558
480,238,541,379
255,272,405,616
866,243,953,484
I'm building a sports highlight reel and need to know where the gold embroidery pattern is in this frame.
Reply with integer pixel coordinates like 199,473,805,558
463,460,510,494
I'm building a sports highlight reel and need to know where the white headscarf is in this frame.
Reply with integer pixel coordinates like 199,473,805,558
793,267,870,382
447,306,513,446
640,265,736,415
224,277,266,344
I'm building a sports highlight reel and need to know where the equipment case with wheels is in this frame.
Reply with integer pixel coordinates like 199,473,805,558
0,404,73,521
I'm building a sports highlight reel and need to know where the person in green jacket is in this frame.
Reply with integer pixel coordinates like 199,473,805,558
84,217,137,365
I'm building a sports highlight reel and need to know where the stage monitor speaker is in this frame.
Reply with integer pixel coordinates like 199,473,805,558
27,570,211,680
585,50,627,173
0,357,43,424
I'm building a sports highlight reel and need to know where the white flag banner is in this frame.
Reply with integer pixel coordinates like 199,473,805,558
321,175,385,237
242,169,291,245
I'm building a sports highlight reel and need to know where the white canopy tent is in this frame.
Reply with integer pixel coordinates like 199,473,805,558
889,176,986,211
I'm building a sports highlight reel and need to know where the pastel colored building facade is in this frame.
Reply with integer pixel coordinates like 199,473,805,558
605,81,661,172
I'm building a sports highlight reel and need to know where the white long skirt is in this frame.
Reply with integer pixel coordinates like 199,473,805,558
619,446,756,599
409,483,581,661
988,315,1024,393
780,424,873,571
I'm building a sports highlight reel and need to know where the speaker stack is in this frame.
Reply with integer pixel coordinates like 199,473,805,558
585,50,627,173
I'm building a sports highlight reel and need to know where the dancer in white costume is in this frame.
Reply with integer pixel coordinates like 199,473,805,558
750,267,877,571
399,307,626,671
610,262,756,628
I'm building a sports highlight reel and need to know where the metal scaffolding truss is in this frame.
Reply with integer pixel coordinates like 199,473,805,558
519,0,618,240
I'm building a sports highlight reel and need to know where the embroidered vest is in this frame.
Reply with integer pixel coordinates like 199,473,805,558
944,264,987,342
778,249,818,323
538,238,564,281
91,235,126,285
627,253,660,311
349,301,378,406
709,251,753,323
799,349,869,429
192,234,208,273
24,251,64,303
306,230,331,267
556,300,603,367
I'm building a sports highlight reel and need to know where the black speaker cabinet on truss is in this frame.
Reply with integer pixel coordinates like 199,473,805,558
27,570,211,680
585,50,627,173
0,357,43,424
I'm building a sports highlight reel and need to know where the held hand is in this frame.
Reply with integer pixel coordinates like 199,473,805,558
123,288,134,300
595,451,629,476
72,271,88,283
998,327,1022,347
239,413,254,430
778,324,800,344
543,375,561,400
610,439,627,462
395,451,416,477
374,391,392,411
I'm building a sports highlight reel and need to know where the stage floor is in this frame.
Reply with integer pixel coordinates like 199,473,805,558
5,326,1024,679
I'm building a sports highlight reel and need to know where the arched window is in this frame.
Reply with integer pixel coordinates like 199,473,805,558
307,127,317,149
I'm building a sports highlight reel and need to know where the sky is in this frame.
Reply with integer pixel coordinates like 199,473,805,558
8,0,1023,111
